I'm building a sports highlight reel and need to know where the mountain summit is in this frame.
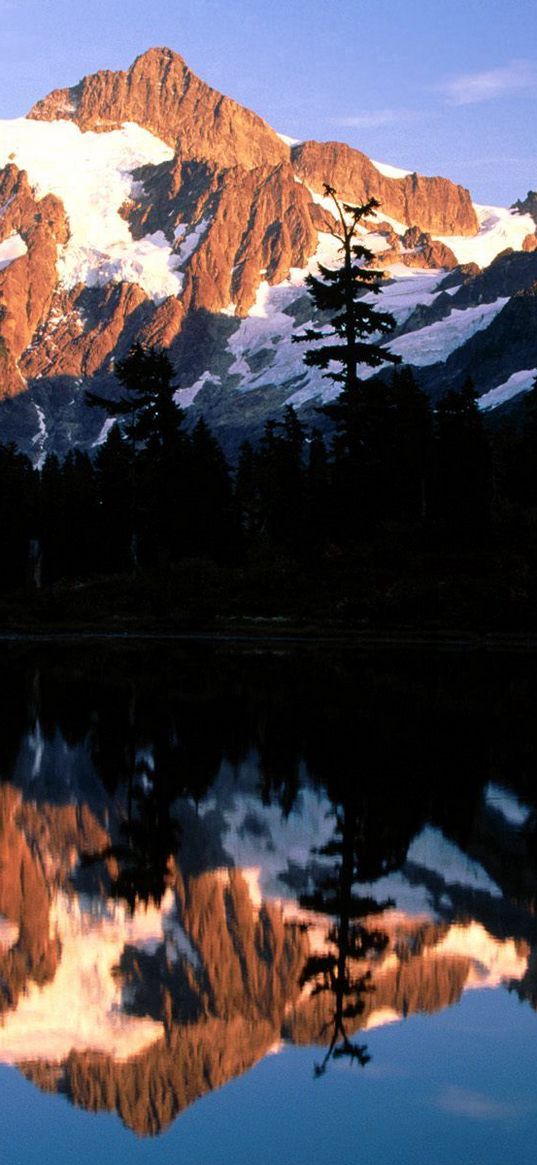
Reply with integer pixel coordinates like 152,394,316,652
0,48,536,458
29,47,288,170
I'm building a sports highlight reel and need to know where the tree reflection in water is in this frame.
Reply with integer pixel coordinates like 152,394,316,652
299,800,392,1074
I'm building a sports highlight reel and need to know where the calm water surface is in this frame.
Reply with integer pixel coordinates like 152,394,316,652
1,644,537,1164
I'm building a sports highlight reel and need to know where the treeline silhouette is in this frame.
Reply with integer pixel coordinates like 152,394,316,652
1,358,537,627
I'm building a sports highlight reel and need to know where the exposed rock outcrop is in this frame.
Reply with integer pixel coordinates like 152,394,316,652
21,282,154,381
513,190,537,226
372,224,458,271
0,164,68,397
292,140,479,236
123,155,324,316
28,47,288,172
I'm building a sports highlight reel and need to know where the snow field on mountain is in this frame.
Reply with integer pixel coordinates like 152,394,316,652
0,232,27,270
2,111,535,415
433,923,527,989
406,826,501,897
437,203,535,267
200,765,335,904
221,243,449,407
0,892,169,1062
371,159,413,179
0,914,19,951
219,193,536,406
485,782,531,826
478,367,537,411
389,297,509,366
0,118,185,302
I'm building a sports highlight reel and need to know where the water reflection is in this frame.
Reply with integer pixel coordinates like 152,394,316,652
1,645,537,1137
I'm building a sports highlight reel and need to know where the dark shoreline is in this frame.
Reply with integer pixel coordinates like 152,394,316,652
3,627,537,651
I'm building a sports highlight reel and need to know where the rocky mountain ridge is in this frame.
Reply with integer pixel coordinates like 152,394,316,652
0,47,536,458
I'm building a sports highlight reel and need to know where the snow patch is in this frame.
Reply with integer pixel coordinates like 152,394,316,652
436,204,535,267
479,367,536,411
0,232,27,271
277,132,301,147
175,370,221,409
389,298,509,366
0,118,181,302
201,773,335,904
92,417,116,448
371,159,412,180
31,403,48,470
174,217,210,266
433,922,527,988
0,915,19,952
0,892,173,1064
407,826,501,897
363,1007,401,1030
484,783,531,826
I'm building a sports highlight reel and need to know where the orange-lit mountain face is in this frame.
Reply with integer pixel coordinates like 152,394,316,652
2,48,536,458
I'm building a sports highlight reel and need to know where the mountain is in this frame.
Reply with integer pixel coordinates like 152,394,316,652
0,47,536,460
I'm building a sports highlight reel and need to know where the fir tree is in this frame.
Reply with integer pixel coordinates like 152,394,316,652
433,378,490,542
86,344,187,566
94,425,133,572
87,343,184,453
292,187,401,540
292,186,400,394
188,417,236,561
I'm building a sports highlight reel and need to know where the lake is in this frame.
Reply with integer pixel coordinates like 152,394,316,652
1,642,537,1164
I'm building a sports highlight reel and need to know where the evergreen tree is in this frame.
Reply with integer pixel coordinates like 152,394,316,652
235,440,260,545
188,417,236,561
0,444,36,589
305,428,331,552
516,375,537,508
386,367,433,523
433,378,491,542
87,344,185,452
87,344,187,566
39,454,66,582
293,187,400,393
299,801,391,1075
61,450,100,576
293,186,401,540
256,409,307,551
94,425,133,572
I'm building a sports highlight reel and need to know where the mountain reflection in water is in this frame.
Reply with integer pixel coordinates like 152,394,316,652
1,644,537,1138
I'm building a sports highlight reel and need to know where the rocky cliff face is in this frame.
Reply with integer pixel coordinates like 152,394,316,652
0,165,68,395
28,47,288,171
292,141,479,235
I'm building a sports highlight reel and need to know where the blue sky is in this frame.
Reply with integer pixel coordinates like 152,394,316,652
1,0,536,205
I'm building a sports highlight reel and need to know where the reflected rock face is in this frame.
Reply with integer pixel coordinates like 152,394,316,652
0,766,533,1136
2,646,537,1137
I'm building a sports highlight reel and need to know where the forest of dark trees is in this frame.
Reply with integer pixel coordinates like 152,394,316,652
1,357,537,631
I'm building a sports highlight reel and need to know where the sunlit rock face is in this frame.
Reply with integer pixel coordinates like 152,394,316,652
292,141,479,236
2,47,537,454
28,48,289,170
0,164,68,396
